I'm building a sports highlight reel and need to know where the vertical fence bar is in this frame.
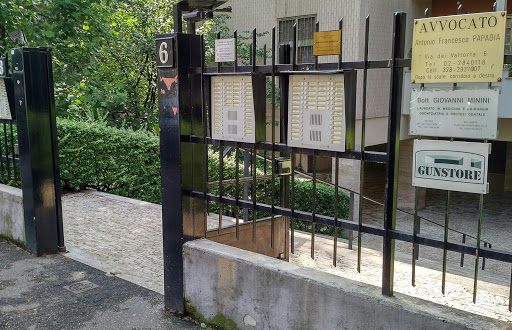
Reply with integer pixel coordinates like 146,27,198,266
270,26,276,249
416,217,421,260
292,23,297,70
338,18,343,70
290,147,295,254
348,192,354,250
252,27,258,243
482,242,487,271
200,34,208,237
0,122,5,182
3,123,10,180
234,30,238,71
218,143,224,234
382,12,406,297
314,21,319,70
263,44,267,65
252,147,257,243
235,145,240,239
412,186,419,286
473,179,486,303
217,32,222,72
333,153,339,266
233,29,239,236
311,151,317,259
441,0,462,298
485,243,491,270
460,234,466,267
252,28,257,71
509,265,512,312
243,151,249,222
412,8,429,287
442,187,451,295
357,15,370,273
9,122,16,182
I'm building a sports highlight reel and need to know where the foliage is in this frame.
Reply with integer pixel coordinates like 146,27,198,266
3,118,349,238
1,0,176,133
57,118,162,203
293,180,350,238
207,147,350,234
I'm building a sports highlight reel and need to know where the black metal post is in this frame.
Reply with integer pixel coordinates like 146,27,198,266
157,31,204,314
12,47,63,255
173,4,183,33
382,12,406,297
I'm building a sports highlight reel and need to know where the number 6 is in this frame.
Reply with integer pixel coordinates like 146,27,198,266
159,42,168,64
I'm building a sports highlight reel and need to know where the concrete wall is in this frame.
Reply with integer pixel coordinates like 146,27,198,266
184,239,503,330
0,184,25,245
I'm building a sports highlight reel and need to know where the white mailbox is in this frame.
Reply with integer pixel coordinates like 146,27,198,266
287,72,356,152
210,74,266,143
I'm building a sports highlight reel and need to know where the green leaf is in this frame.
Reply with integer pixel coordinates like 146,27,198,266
44,30,55,38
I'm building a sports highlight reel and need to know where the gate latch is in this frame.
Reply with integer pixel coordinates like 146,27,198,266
275,157,292,176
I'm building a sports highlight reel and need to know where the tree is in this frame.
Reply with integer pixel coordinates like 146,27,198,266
1,0,176,133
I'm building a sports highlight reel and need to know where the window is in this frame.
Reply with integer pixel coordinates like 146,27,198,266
278,16,316,64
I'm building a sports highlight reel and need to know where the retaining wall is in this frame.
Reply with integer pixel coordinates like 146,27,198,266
0,183,24,245
184,239,507,330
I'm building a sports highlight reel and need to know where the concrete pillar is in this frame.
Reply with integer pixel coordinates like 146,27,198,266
505,142,512,192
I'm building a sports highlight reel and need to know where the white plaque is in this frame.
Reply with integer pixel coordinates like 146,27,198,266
0,79,12,120
409,87,499,139
215,38,236,63
412,139,490,194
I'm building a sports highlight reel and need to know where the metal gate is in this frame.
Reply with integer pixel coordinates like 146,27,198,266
157,3,512,315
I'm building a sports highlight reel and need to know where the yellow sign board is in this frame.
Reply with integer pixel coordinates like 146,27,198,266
411,12,506,84
313,30,342,56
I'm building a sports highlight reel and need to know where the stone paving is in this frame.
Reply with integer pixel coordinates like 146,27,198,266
62,189,512,326
62,191,166,294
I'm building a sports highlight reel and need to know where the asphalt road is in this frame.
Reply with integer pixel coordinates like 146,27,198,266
0,239,199,330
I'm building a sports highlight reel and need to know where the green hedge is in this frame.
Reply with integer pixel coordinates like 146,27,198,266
207,148,350,233
57,119,350,237
57,118,162,203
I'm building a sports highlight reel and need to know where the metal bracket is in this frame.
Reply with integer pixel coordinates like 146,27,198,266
275,157,292,176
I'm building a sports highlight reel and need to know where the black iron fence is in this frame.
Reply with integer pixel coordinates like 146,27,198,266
0,119,19,186
158,7,512,314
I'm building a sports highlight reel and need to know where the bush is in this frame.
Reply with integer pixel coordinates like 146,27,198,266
57,118,161,203
207,148,350,235
11,119,350,238
294,180,350,237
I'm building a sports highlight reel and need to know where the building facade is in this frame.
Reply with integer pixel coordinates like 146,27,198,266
220,0,512,209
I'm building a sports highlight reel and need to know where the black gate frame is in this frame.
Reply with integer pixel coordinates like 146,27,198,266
158,7,512,315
